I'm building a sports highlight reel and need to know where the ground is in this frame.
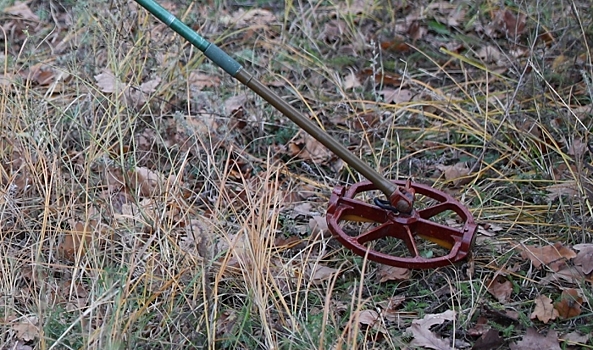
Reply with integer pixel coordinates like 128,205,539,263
0,0,592,349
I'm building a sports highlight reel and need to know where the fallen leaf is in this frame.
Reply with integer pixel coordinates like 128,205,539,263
436,162,473,186
308,216,329,238
376,265,410,282
358,310,387,333
291,202,315,218
406,310,456,350
492,8,527,39
94,69,126,93
477,223,504,237
476,45,503,64
568,139,587,157
487,277,513,303
530,295,558,323
473,329,504,350
554,289,582,319
127,167,164,197
380,88,414,104
58,221,96,262
343,70,361,89
541,265,585,285
351,112,381,131
224,93,248,115
321,19,346,44
545,181,580,201
466,316,489,336
519,242,576,271
378,296,406,322
12,317,39,342
215,309,238,338
573,243,593,275
188,71,221,90
309,264,339,284
561,331,590,346
408,21,427,41
287,131,333,163
228,8,276,27
509,328,561,350
3,2,39,21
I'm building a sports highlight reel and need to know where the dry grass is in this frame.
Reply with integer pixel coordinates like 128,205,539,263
1,0,592,349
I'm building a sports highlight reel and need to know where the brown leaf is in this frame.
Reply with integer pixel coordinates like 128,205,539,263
188,71,221,90
378,296,406,322
492,9,526,39
215,309,238,338
229,8,276,27
380,88,414,104
408,21,427,41
12,317,39,342
94,69,126,93
351,112,381,131
436,162,473,186
358,68,403,85
308,216,329,238
343,70,361,89
554,289,582,319
376,265,410,283
321,19,346,43
573,243,593,275
466,316,489,336
287,131,333,163
127,167,164,197
476,45,502,64
358,310,387,333
58,221,96,262
487,277,513,303
541,265,585,285
519,242,576,270
406,310,456,350
545,181,580,201
530,295,558,323
473,329,504,350
561,332,590,346
308,264,339,284
4,2,39,21
224,93,248,115
510,328,561,350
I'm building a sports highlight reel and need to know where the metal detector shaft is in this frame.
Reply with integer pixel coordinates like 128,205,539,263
133,0,399,200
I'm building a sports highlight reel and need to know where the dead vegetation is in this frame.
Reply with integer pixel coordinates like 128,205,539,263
0,0,592,349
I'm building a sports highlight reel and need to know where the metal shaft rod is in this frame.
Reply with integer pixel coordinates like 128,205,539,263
133,0,398,198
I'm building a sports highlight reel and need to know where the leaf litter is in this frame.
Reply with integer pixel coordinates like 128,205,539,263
2,0,593,348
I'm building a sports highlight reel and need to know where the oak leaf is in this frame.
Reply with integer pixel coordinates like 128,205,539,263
376,265,410,282
308,264,339,284
573,243,593,275
554,289,582,319
519,242,576,271
12,317,39,342
358,310,387,333
487,277,513,303
406,310,456,350
473,329,504,350
436,162,473,186
530,295,558,323
510,328,561,350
